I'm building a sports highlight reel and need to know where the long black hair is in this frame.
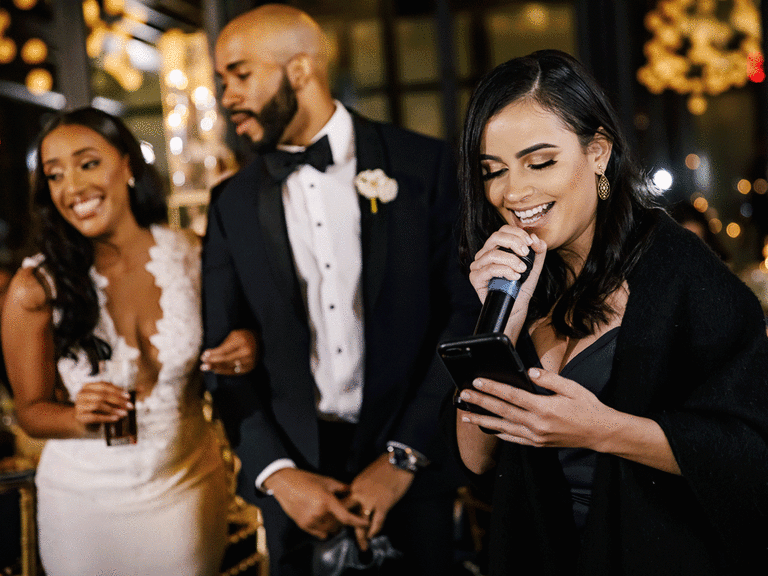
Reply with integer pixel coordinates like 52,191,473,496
31,106,167,373
459,50,661,338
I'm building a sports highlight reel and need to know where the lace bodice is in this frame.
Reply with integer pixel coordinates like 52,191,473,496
27,226,218,505
24,225,202,411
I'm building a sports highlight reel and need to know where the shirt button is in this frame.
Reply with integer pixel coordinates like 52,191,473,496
329,304,335,310
336,347,342,354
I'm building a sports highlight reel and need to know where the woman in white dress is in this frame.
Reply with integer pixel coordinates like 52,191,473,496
1,107,257,576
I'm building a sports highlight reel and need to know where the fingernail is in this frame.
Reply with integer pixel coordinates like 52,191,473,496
528,368,540,378
201,351,210,361
460,389,471,401
473,378,483,388
125,402,134,410
200,363,210,371
462,415,470,422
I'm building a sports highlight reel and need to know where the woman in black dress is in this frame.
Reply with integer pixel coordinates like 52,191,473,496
451,50,768,575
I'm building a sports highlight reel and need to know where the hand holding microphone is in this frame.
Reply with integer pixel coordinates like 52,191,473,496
437,230,546,417
474,248,535,335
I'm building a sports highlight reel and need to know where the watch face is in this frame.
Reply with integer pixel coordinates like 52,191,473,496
389,447,415,471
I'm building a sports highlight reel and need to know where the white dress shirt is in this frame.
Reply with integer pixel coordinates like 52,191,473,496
256,103,365,490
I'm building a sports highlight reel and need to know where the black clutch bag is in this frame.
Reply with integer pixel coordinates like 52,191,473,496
312,527,403,576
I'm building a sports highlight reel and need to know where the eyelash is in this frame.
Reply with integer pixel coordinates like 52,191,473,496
482,168,506,181
44,159,100,182
481,158,556,181
529,159,556,170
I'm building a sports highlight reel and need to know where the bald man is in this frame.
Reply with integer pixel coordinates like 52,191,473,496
202,5,478,575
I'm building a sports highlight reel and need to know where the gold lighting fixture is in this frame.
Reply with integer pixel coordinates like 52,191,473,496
637,0,762,115
82,0,146,91
158,29,236,231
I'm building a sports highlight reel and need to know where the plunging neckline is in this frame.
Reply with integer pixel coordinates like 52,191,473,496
527,326,621,375
91,226,163,399
559,326,620,376
89,225,203,404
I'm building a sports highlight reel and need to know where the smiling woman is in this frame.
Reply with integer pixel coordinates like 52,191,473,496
448,49,768,576
0,107,260,576
41,124,136,239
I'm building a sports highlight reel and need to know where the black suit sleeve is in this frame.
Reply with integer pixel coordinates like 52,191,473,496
202,189,293,495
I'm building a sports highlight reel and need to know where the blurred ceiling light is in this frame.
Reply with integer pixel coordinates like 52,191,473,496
13,0,37,10
82,0,143,91
652,168,673,191
26,67,52,94
726,222,741,238
692,196,709,212
0,37,16,64
523,4,549,30
754,178,768,194
685,153,701,170
637,0,761,115
21,38,47,65
104,0,125,16
0,9,10,33
82,0,100,27
737,179,752,194
140,141,155,164
709,218,723,234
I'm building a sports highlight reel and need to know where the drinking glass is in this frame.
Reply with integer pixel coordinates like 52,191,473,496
100,357,138,446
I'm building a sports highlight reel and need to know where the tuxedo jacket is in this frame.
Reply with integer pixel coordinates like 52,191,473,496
202,112,478,498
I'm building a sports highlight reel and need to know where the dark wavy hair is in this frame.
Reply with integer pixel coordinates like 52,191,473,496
459,49,661,338
31,106,168,374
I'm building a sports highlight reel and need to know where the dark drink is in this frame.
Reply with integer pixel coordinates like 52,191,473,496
105,389,137,446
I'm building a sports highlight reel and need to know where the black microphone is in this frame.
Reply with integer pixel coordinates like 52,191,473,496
474,249,535,335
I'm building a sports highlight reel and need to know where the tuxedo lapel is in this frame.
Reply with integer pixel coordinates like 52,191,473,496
253,163,305,320
353,114,389,317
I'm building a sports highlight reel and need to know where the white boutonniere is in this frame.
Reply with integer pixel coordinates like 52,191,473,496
355,169,398,214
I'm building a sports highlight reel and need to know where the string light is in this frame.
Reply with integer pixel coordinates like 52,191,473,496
25,67,52,94
20,38,47,65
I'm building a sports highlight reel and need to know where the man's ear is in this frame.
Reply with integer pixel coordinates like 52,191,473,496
285,54,313,90
588,130,613,171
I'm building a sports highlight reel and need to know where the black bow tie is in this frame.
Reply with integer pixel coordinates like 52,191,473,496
262,135,334,181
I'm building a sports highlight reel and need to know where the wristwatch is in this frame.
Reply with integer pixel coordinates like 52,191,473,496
386,441,430,473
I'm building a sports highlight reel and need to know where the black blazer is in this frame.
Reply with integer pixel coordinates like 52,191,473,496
202,111,478,496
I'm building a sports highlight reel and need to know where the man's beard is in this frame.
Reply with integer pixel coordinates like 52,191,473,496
246,72,298,154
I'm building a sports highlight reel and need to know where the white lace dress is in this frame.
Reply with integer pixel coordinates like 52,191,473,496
27,226,229,576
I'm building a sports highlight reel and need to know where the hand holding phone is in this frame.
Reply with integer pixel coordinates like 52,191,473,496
438,333,535,418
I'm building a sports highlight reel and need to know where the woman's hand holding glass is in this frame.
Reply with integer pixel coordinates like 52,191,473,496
73,380,134,435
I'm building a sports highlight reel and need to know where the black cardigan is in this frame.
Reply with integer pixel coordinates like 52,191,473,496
450,213,768,575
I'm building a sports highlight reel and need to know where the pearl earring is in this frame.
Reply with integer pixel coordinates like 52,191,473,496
128,176,136,188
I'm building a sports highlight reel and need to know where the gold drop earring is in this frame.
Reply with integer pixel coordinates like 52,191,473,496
597,165,610,200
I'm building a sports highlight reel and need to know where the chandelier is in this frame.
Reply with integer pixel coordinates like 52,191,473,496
637,0,762,114
82,0,145,91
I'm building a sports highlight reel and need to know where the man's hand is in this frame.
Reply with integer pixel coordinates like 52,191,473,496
263,468,370,540
346,453,415,551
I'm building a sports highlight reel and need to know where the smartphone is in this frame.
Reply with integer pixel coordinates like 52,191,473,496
438,333,535,416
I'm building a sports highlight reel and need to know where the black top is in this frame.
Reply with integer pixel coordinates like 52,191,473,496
444,211,768,576
518,328,619,531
